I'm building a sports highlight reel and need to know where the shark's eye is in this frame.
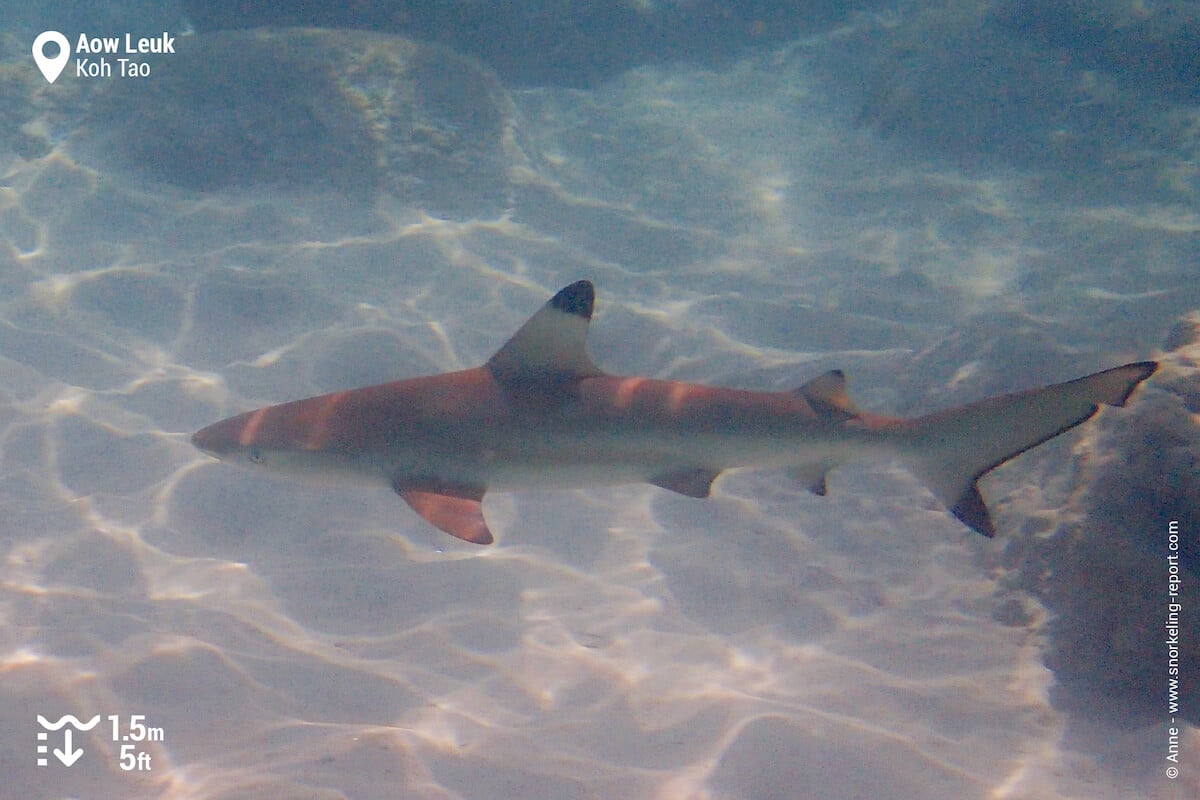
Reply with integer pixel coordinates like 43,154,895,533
248,448,264,464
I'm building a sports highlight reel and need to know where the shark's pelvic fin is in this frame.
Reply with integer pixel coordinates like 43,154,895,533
905,361,1158,537
650,467,722,498
486,280,604,384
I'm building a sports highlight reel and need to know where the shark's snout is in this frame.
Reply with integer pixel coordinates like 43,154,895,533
191,416,244,457
190,428,222,459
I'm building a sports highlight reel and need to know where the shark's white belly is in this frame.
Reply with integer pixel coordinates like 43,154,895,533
392,424,882,491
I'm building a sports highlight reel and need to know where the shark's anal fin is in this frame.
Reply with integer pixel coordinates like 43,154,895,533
795,370,861,423
789,462,833,496
394,479,493,545
649,468,721,498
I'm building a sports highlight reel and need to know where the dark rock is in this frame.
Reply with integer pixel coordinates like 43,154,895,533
1165,311,1200,353
71,29,529,219
838,0,1200,193
988,0,1200,103
180,1,872,87
999,324,1200,727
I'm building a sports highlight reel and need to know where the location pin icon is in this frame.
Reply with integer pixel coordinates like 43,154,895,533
32,31,70,84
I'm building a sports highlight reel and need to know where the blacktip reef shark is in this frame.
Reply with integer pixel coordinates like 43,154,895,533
192,280,1156,545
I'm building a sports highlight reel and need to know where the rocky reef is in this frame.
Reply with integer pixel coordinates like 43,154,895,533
999,313,1199,728
68,29,530,219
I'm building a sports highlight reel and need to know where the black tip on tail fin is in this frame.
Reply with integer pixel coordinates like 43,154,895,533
950,485,995,538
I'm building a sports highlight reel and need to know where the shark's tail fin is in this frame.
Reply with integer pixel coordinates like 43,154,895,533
903,361,1156,537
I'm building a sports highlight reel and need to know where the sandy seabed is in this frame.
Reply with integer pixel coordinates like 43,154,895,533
2,17,1198,800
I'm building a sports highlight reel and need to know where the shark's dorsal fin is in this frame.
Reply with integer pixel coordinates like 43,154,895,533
795,370,860,422
486,280,604,383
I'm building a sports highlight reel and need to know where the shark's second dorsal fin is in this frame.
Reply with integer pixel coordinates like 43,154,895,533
486,280,604,383
795,370,861,422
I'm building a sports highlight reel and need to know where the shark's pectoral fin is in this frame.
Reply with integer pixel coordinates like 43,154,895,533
649,468,721,498
394,479,494,545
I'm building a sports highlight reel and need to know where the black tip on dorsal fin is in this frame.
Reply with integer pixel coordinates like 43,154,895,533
486,279,602,382
551,280,595,320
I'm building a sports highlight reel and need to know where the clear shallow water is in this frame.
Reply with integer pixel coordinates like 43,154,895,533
2,4,1198,798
